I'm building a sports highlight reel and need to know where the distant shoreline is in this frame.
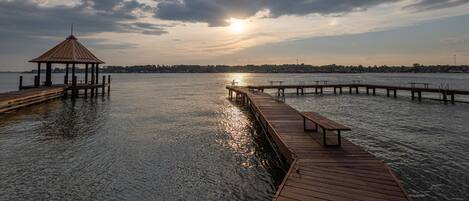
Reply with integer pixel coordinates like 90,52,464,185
7,64,469,74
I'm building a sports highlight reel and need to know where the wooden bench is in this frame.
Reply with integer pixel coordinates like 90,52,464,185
300,112,351,146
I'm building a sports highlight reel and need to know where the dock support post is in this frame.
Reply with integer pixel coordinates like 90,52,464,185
301,88,304,95
45,62,52,86
315,87,318,94
394,90,397,98
320,87,323,94
355,87,359,94
442,92,448,103
72,76,77,99
91,64,95,97
108,75,111,95
349,87,352,94
373,88,376,96
19,76,23,90
296,88,299,95
340,87,343,94
102,76,106,96
366,87,369,95
65,63,69,84
95,64,99,95
411,91,415,100
334,87,337,94
84,64,88,98
418,91,422,102
451,93,455,104
36,63,41,87
386,89,390,97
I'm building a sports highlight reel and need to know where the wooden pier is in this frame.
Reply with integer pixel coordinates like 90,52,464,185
227,86,411,201
0,87,65,113
248,83,469,104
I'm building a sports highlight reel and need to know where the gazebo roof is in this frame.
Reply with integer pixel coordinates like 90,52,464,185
29,35,105,64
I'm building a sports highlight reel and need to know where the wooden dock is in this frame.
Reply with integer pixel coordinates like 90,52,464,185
248,83,469,104
226,86,411,201
0,87,65,113
1,75,111,114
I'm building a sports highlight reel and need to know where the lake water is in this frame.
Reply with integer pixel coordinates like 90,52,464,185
1,73,468,201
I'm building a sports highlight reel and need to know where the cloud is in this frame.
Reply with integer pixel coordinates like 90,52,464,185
0,0,169,54
154,0,399,26
403,0,469,11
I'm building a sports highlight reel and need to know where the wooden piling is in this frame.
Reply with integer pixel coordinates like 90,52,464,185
373,88,376,95
102,76,106,96
418,91,422,101
72,76,77,99
107,75,111,94
85,64,88,98
19,76,23,91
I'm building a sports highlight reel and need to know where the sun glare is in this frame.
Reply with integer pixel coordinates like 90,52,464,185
229,20,246,34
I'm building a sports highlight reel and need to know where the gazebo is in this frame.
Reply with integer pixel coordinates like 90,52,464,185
28,33,106,97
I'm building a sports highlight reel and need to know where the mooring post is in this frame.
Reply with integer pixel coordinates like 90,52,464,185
107,75,111,95
102,75,106,96
19,76,23,91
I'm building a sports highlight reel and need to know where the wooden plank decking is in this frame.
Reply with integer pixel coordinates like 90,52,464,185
0,87,65,113
227,86,411,201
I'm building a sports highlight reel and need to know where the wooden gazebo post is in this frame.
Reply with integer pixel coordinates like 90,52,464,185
36,63,41,87
45,62,52,86
65,63,69,84
85,63,89,98
95,63,99,95
91,63,95,97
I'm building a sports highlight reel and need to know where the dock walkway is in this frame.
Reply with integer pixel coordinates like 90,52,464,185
248,83,469,104
0,87,65,113
226,86,411,201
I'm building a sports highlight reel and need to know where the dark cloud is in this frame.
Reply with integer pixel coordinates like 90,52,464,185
154,0,399,26
0,0,168,54
403,0,469,11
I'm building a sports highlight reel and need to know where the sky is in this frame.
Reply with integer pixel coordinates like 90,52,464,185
1,0,469,71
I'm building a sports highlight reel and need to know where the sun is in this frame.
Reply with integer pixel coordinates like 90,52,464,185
229,19,246,34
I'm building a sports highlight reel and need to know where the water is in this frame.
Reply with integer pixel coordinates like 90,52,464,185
1,73,469,200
